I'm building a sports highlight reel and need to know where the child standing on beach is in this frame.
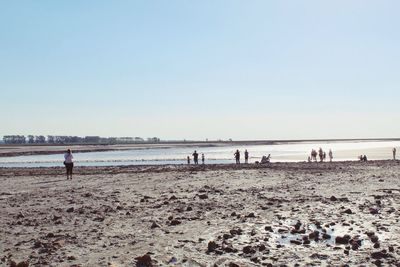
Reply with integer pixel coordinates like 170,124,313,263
64,149,74,180
201,153,205,164
394,148,397,160
187,156,190,164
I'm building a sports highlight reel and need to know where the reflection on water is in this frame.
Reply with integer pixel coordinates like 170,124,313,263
0,141,399,168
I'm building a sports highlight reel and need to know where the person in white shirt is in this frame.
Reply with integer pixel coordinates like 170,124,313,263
64,149,74,180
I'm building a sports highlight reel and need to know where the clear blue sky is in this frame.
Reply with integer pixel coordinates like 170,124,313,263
1,1,399,140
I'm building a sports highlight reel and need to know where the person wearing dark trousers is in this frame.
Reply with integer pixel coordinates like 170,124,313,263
64,149,74,180
192,150,199,165
244,150,249,164
234,150,240,164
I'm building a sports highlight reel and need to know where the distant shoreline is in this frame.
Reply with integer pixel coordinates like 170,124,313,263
0,138,399,158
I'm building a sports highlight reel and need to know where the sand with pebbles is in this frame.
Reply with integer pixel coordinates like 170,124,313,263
1,161,400,266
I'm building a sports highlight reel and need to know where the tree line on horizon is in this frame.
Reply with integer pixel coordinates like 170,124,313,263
2,135,161,145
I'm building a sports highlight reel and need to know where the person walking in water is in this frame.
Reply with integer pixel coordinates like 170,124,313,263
234,149,240,164
244,150,249,164
328,149,333,162
192,150,199,165
201,153,205,164
393,148,397,160
64,149,74,180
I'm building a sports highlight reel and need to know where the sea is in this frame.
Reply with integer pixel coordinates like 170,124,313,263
0,140,398,168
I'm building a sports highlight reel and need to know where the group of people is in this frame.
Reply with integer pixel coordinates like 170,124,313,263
308,147,398,163
187,149,270,165
308,148,333,162
187,150,205,165
359,147,397,162
62,146,398,179
352,147,398,162
234,149,270,164
234,149,248,164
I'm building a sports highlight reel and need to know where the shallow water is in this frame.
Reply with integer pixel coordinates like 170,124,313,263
0,140,398,168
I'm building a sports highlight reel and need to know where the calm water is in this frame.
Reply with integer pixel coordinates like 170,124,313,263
0,141,398,168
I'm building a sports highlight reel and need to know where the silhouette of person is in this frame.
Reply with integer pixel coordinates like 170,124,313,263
311,149,317,162
393,148,397,160
192,150,199,165
318,148,324,162
234,150,240,164
64,149,74,180
187,156,190,164
201,153,205,164
328,149,333,162
244,150,249,164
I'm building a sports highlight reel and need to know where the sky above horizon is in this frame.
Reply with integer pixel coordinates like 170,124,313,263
1,1,399,140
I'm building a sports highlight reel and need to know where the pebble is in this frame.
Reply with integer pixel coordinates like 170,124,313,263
198,194,208,200
150,222,160,229
335,235,351,245
243,245,256,254
134,253,153,267
207,241,218,252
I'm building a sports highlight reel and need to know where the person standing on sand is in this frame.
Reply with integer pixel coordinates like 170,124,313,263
192,150,199,165
187,156,190,165
201,153,205,164
311,149,317,162
329,149,333,162
318,148,324,162
244,150,249,164
393,148,397,160
234,150,240,164
64,149,74,180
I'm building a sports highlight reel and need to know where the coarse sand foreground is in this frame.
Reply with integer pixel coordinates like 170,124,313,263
1,161,400,266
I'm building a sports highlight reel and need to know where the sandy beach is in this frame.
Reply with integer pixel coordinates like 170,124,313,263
3,0,400,266
1,161,400,266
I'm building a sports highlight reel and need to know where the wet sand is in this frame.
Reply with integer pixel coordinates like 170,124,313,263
1,161,400,266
